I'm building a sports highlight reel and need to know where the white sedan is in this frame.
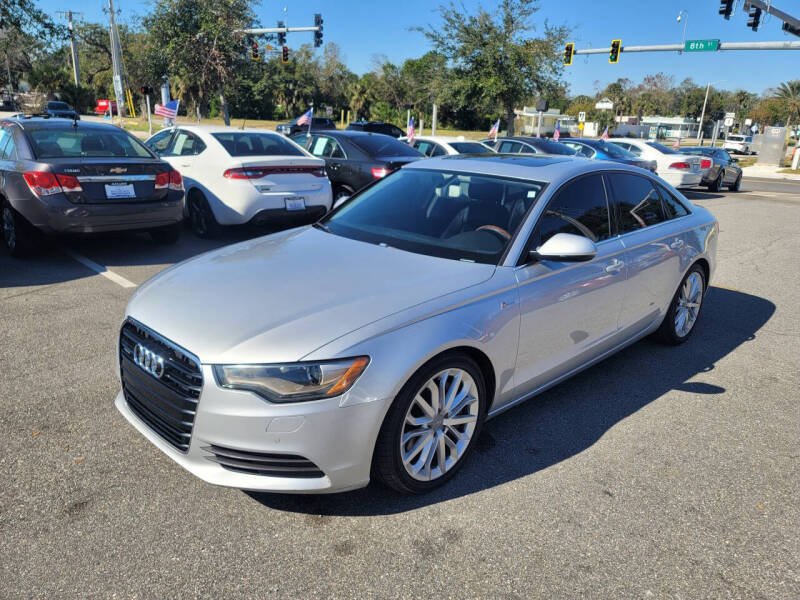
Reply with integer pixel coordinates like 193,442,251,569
144,126,332,237
608,138,703,189
399,135,496,157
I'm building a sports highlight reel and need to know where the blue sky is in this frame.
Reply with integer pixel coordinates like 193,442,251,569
39,0,797,96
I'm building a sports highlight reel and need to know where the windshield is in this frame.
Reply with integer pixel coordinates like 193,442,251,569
351,135,422,158
450,142,494,154
646,141,679,155
212,132,304,156
534,139,576,155
323,169,546,264
28,128,153,158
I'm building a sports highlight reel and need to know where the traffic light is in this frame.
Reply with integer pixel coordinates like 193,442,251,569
277,21,286,45
783,21,800,38
718,0,733,19
140,86,153,96
282,45,289,63
609,39,621,64
563,42,574,66
747,5,762,30
314,13,323,48
251,41,259,61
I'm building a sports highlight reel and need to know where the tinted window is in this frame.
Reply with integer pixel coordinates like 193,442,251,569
167,130,206,156
531,139,576,156
350,135,420,158
498,141,522,153
565,142,593,158
414,140,437,157
212,132,304,157
146,129,173,154
657,184,689,219
718,150,732,161
609,173,666,232
449,142,493,154
646,141,679,155
290,133,310,147
534,174,610,245
1,131,16,159
0,128,11,158
47,101,70,110
309,135,345,158
28,127,153,158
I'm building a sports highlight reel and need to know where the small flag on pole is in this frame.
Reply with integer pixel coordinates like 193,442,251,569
488,118,500,140
600,126,609,140
154,99,179,120
407,116,416,143
297,108,312,127
553,120,561,142
672,136,681,150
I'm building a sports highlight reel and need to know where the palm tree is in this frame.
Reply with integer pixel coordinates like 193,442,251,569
348,81,371,121
774,80,800,128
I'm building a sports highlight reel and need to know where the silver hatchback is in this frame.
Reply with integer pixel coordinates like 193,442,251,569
115,155,718,494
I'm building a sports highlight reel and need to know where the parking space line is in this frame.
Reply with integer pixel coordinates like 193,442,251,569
61,247,138,289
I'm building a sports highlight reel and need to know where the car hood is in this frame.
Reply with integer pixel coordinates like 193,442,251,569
126,227,496,364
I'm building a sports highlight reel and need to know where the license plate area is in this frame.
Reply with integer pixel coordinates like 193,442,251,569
105,183,137,199
285,196,306,211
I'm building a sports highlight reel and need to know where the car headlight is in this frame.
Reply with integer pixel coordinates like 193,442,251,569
212,357,369,403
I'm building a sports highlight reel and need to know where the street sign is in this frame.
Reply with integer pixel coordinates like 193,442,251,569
745,118,753,126
595,100,613,110
578,111,586,123
578,122,584,132
684,39,720,52
724,117,734,127
725,111,735,118
325,106,333,116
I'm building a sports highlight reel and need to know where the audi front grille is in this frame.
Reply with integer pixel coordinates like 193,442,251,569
203,445,324,478
119,319,203,452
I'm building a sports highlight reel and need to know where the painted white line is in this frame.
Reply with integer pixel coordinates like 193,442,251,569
61,248,138,288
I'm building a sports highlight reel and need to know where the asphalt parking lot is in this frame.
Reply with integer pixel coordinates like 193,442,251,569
1,177,798,598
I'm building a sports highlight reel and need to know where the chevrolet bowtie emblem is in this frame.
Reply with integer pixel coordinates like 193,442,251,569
109,167,127,174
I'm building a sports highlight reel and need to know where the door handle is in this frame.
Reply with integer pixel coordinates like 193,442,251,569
670,239,684,250
605,259,625,274
179,163,191,168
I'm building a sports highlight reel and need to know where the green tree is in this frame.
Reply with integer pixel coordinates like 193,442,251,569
774,80,800,127
417,0,569,135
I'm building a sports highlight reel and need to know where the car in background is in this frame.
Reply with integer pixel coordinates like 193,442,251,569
114,154,718,494
291,130,422,201
144,126,332,238
400,135,496,156
561,138,657,172
723,134,753,155
276,117,336,137
488,136,577,156
1,117,184,257
93,99,117,116
607,139,702,189
346,121,405,138
44,101,80,120
680,146,742,192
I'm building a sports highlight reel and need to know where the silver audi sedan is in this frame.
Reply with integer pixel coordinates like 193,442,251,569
115,155,718,494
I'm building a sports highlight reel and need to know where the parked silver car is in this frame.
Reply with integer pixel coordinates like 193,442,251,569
115,155,718,494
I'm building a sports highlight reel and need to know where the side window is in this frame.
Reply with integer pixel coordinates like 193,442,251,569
145,129,173,155
2,132,16,159
310,135,343,158
657,184,689,220
719,150,732,162
0,128,11,159
415,141,434,156
330,140,346,159
431,144,447,157
623,143,642,156
533,174,611,246
169,131,206,156
609,173,666,233
498,141,521,153
517,143,536,154
575,145,594,158
291,133,310,148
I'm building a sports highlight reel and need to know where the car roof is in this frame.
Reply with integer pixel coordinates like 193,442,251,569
408,136,480,144
403,153,648,183
2,117,112,131
166,125,286,135
297,130,394,140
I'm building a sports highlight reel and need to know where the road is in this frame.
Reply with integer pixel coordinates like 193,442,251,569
1,178,798,598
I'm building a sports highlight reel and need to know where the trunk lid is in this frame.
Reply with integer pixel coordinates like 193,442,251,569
51,157,171,204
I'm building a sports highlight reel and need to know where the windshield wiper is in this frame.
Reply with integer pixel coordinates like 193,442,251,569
312,222,331,233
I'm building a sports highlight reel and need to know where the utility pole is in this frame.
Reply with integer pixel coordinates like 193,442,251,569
58,11,83,85
698,83,711,144
107,0,125,124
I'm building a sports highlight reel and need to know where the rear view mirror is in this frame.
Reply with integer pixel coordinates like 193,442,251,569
531,233,598,262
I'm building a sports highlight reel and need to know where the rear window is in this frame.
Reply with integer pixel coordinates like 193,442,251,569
449,142,493,154
28,127,153,158
646,141,679,155
47,102,70,110
727,135,744,142
351,135,422,158
212,132,305,157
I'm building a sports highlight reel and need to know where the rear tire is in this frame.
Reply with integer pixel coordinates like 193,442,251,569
149,222,181,244
334,185,354,202
187,192,221,239
372,353,487,494
707,171,722,192
653,264,706,346
2,201,35,258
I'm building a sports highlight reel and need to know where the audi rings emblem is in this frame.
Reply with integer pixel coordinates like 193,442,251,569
133,343,165,378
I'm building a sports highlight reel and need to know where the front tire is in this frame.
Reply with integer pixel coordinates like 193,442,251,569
187,192,221,239
2,201,35,258
653,264,706,345
373,353,487,494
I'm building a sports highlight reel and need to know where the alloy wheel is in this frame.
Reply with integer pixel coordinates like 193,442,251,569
400,368,480,482
2,206,16,250
674,272,703,337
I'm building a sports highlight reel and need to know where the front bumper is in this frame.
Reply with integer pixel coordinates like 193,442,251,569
115,364,390,493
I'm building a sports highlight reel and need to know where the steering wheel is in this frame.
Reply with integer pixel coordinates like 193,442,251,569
476,224,511,241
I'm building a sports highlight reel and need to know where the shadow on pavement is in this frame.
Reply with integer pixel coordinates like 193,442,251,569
248,286,774,515
683,189,725,201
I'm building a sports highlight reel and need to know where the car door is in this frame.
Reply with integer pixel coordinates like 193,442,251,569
606,171,686,335
160,129,206,183
715,149,735,183
308,134,349,187
512,173,628,400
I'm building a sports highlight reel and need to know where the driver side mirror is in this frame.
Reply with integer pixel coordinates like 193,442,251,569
730,157,739,163
530,233,598,262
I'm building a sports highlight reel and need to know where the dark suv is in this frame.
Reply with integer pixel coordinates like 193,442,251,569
276,117,336,137
0,117,185,257
345,121,405,138
45,101,80,120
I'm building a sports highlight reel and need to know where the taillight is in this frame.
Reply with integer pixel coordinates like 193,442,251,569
224,166,328,179
668,162,690,170
55,174,83,193
168,170,183,191
371,167,390,178
23,171,62,196
154,171,170,189
223,168,258,179
700,158,712,169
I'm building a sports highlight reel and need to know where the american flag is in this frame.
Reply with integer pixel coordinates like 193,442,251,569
488,119,500,140
553,120,561,142
297,108,312,126
407,116,415,143
600,126,609,140
154,99,179,119
673,137,681,149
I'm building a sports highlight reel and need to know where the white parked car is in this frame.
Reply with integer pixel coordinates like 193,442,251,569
399,135,496,157
608,139,703,189
723,134,753,155
144,126,332,237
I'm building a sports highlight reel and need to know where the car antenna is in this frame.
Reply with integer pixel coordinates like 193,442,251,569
240,119,246,130
72,113,79,129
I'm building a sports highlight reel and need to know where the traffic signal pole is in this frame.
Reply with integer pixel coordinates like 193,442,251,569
572,40,800,56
